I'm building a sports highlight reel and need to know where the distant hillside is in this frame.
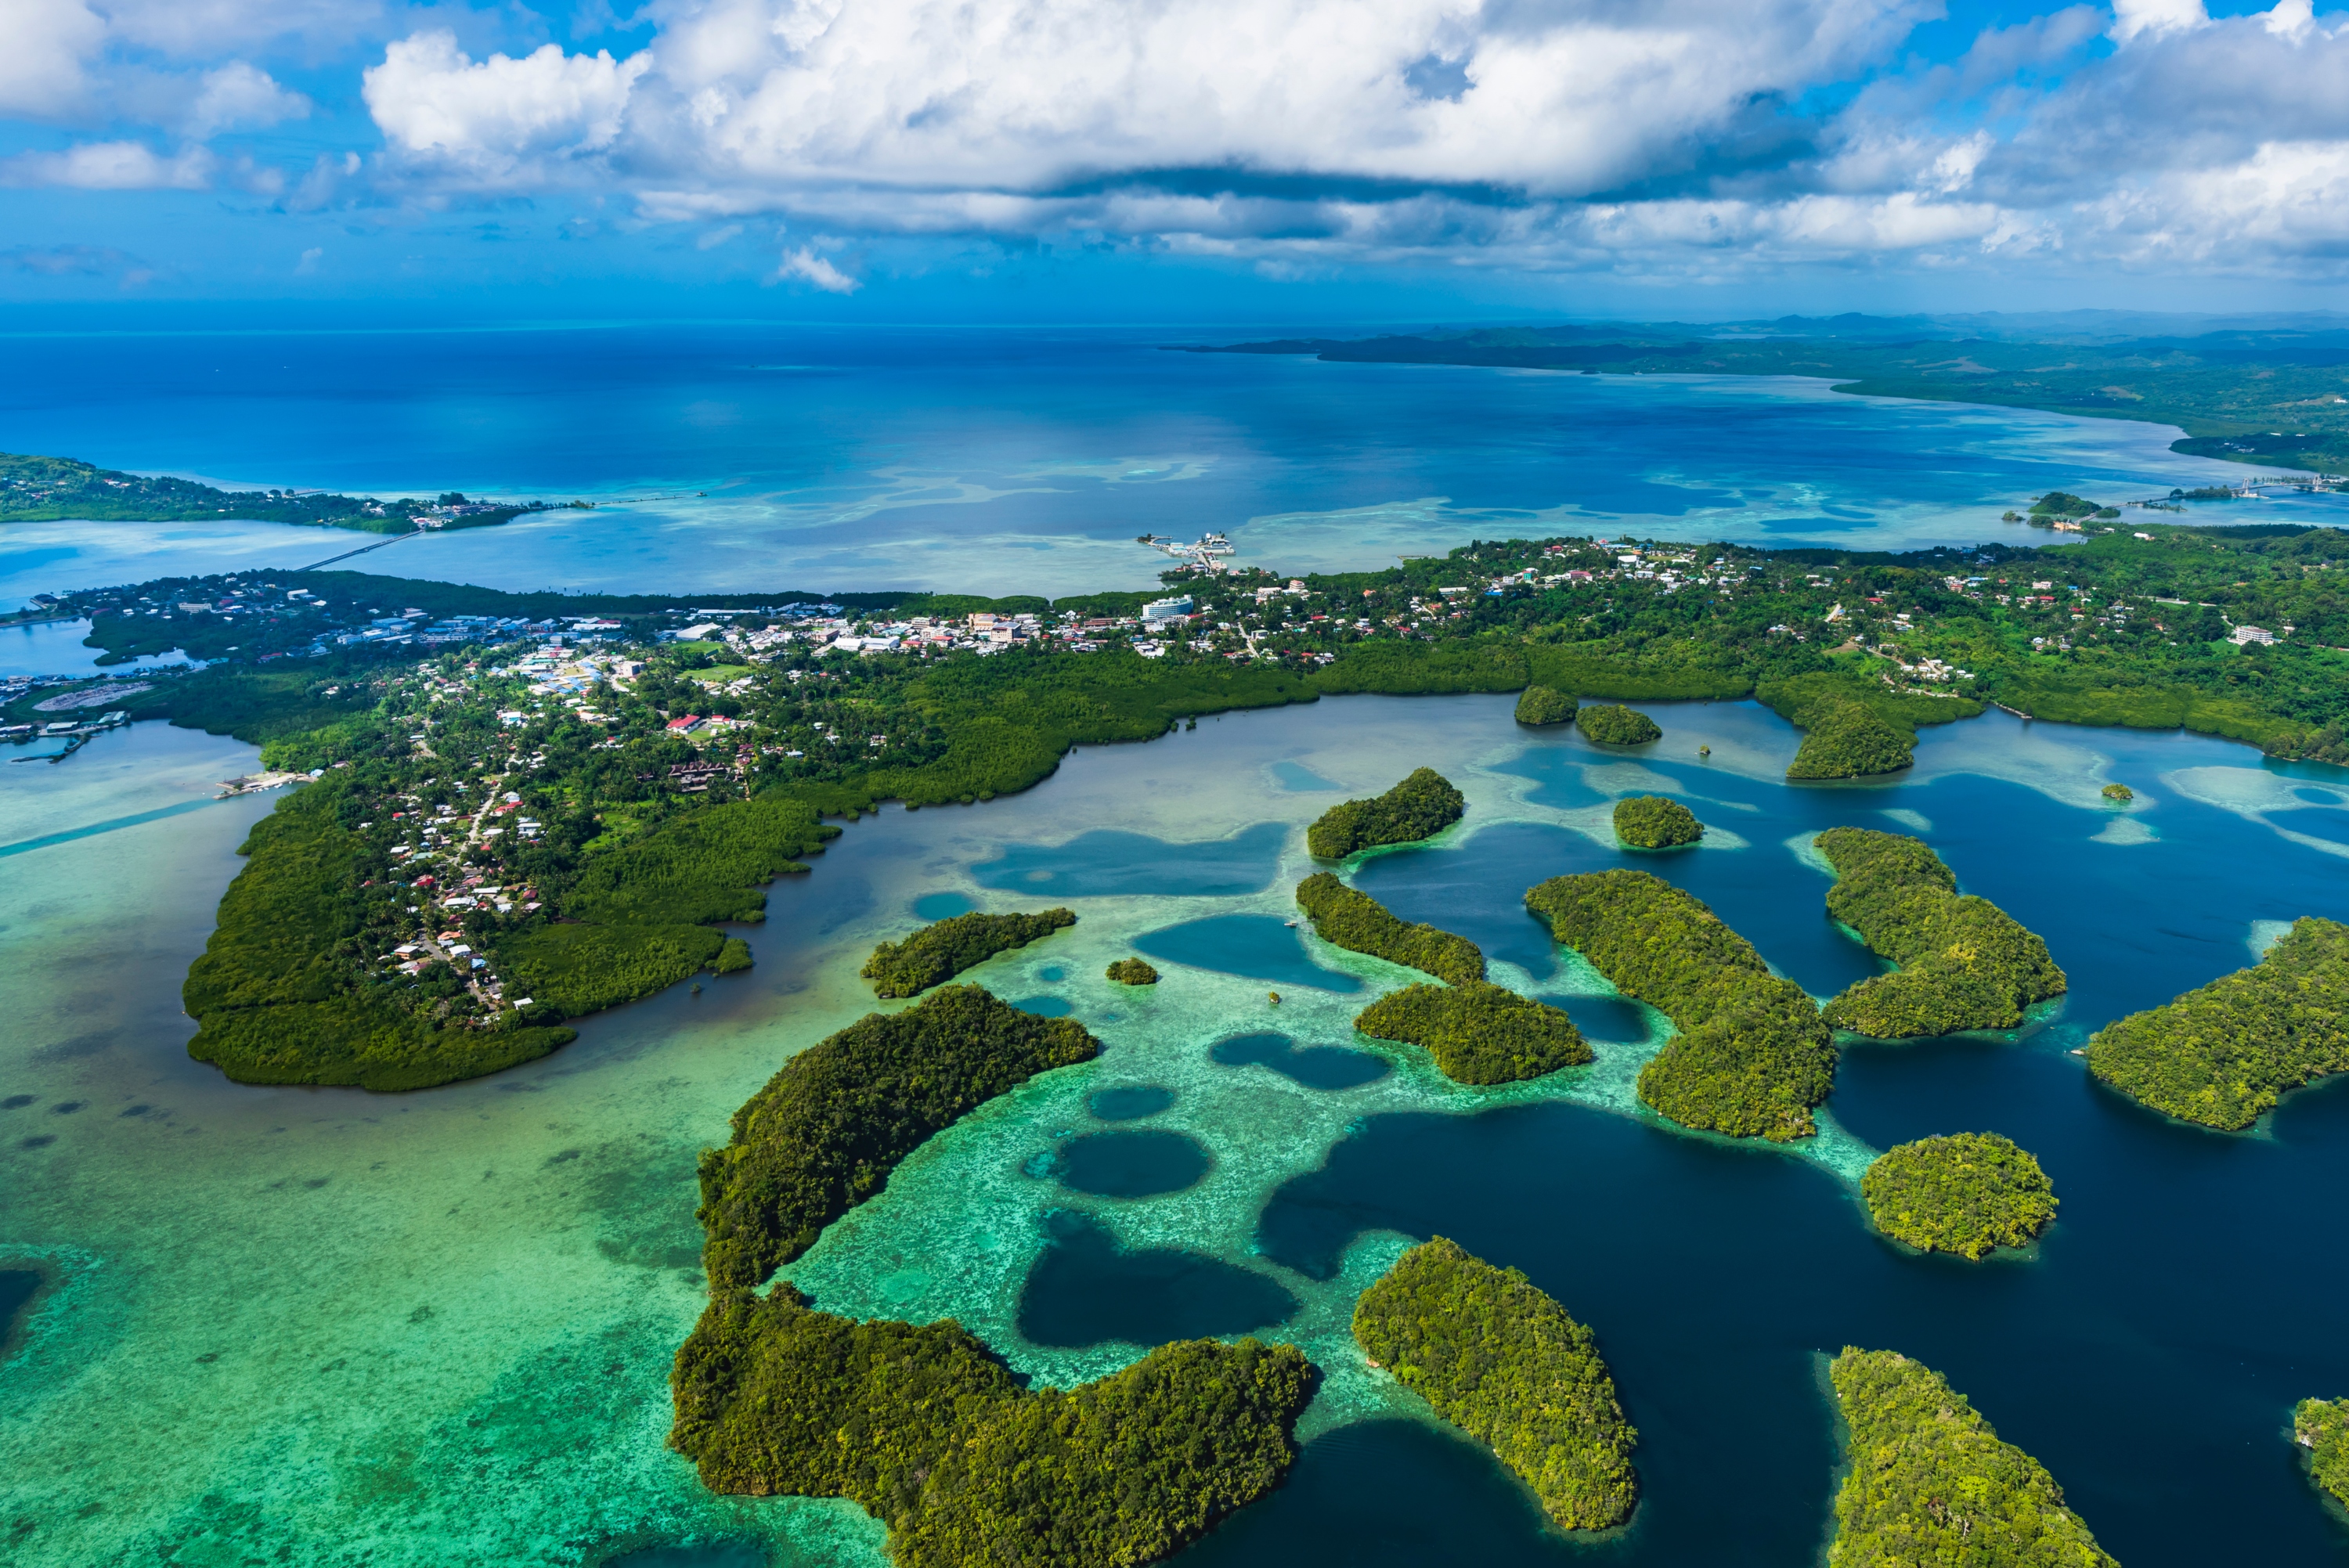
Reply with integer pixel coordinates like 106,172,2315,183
0,452,553,532
1182,319,2349,475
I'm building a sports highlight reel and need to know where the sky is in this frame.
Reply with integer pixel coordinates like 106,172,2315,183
0,0,2346,321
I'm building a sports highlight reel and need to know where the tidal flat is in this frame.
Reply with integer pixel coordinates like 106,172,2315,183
5,696,2349,1565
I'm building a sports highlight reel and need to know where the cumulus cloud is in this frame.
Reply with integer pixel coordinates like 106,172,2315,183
5,0,2348,287
0,0,106,118
364,31,651,185
2110,0,2206,44
774,243,858,291
630,0,1926,200
182,61,310,137
0,140,213,189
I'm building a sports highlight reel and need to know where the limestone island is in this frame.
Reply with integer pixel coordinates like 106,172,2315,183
1613,795,1702,849
1352,1238,1637,1531
861,908,1077,998
1295,872,1484,984
697,985,1099,1287
1787,696,1914,779
673,1293,1312,1567
1306,766,1466,859
1526,870,1835,1141
1828,1348,2117,1566
675,982,1317,1565
1106,956,1160,985
2084,915,2349,1128
1355,982,1590,1085
2102,782,2134,802
2294,1397,2349,1510
1575,703,1661,745
1514,683,1576,725
1815,827,2066,1038
1861,1132,2058,1259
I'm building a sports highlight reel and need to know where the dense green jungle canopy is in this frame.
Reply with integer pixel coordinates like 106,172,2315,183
1295,872,1485,985
1305,766,1467,858
1613,795,1702,849
1828,1348,2118,1566
861,909,1077,997
1815,828,2066,1038
1353,982,1590,1085
1526,871,1836,1140
1352,1238,1637,1530
2086,916,2349,1128
1860,1133,2059,1259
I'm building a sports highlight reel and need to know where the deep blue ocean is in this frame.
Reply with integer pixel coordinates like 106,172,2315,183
3,321,2342,618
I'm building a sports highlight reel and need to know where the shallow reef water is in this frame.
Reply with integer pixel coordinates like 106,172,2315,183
5,695,2349,1566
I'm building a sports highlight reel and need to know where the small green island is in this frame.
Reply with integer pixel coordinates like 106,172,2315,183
1106,956,1160,985
695,985,1099,1289
1295,872,1485,984
1827,1348,2117,1566
1613,795,1702,849
1814,827,2066,1038
1787,696,1915,779
673,1291,1312,1568
1306,766,1466,858
2102,782,2134,802
1525,870,1835,1141
1351,1238,1637,1531
1860,1132,2058,1259
2294,1397,2349,1510
1575,703,1662,745
1514,683,1576,725
861,908,1077,997
1355,982,1590,1085
2084,915,2349,1129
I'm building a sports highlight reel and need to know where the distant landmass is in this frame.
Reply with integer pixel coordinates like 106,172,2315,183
1179,315,2349,475
0,451,580,532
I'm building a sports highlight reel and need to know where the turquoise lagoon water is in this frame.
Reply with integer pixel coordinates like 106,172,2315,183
6,694,2349,1564
5,323,2347,615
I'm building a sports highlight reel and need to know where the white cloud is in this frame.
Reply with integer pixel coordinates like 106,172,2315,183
2110,0,2206,44
633,0,1928,200
182,61,310,136
0,0,105,118
363,31,651,183
774,243,858,290
0,139,213,189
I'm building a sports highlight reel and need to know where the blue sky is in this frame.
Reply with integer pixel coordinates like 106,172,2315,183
1,0,2344,319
